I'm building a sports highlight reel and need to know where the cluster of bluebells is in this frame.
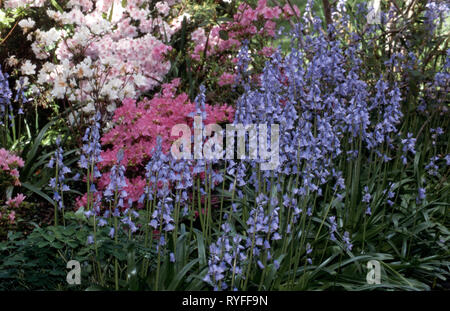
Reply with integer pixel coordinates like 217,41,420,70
425,127,447,178
362,186,372,216
75,82,232,247
0,66,13,124
13,77,29,115
425,156,440,177
215,2,448,267
145,139,177,241
282,193,302,234
103,150,128,207
0,65,29,149
79,112,103,180
343,231,353,252
139,90,230,249
47,137,71,210
85,149,140,242
401,133,416,165
102,150,131,236
424,1,450,34
204,222,247,291
328,216,353,252
246,194,282,269
329,216,338,242
383,183,395,207
189,85,229,201
433,48,450,91
78,112,107,240
219,1,449,262
416,187,426,205
227,15,403,251
201,4,430,281
231,17,406,201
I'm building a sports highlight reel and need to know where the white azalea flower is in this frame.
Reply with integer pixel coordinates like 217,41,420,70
21,60,36,75
18,18,35,33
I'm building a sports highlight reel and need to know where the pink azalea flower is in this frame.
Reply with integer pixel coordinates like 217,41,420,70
218,72,236,86
6,193,26,209
8,211,16,224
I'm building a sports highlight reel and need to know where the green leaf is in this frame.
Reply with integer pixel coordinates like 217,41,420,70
219,30,229,40
194,230,207,266
126,244,139,290
167,259,199,290
50,0,64,13
21,182,55,205
85,285,108,291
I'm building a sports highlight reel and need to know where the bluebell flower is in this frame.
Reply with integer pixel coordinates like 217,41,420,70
343,231,353,251
98,218,107,227
109,227,115,239
79,112,103,182
257,260,265,269
84,210,94,219
417,187,426,204
104,150,128,205
274,260,280,270
329,216,337,241
362,186,371,203
362,186,372,215
0,65,13,124
48,136,71,210
87,235,94,245
425,156,440,177
401,133,416,165
204,225,246,290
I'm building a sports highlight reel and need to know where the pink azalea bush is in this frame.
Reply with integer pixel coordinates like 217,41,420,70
0,148,24,187
189,0,300,88
0,148,26,227
75,79,234,210
190,0,287,61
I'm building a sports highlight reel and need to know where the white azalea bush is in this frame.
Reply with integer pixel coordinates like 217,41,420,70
1,0,188,124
